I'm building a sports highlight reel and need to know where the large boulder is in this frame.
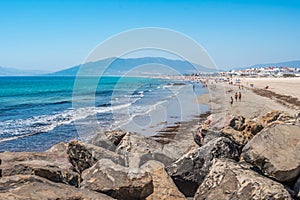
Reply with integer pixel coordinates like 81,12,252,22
81,159,153,200
0,175,115,200
0,142,80,186
242,124,300,182
221,117,263,146
194,159,292,200
140,160,186,200
259,110,283,126
90,129,127,151
193,127,223,146
67,140,125,173
229,116,246,131
165,137,240,197
116,132,173,167
294,176,300,199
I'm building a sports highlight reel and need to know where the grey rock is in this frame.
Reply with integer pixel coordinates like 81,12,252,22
0,143,80,186
165,137,240,197
229,116,246,131
116,132,173,167
242,124,300,182
81,159,153,200
0,175,115,200
294,176,300,199
194,158,292,200
67,140,125,173
91,129,127,151
193,128,223,146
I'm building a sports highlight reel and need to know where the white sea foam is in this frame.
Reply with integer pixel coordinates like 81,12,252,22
0,103,132,143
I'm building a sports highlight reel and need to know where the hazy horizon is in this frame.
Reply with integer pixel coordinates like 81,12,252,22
1,56,300,73
1,0,300,71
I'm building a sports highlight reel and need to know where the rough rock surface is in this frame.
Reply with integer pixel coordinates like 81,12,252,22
140,160,186,200
0,175,114,200
259,110,283,126
193,127,223,146
294,176,300,199
194,159,292,200
242,124,300,182
221,116,263,146
81,159,153,200
166,137,240,197
67,140,125,173
116,132,173,167
91,129,127,151
0,142,80,186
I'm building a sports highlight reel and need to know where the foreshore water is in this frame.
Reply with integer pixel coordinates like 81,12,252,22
0,76,208,152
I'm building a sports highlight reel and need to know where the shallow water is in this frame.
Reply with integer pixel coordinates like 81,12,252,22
0,76,207,152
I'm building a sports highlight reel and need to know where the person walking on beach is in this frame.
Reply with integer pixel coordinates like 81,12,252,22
235,92,238,102
238,92,242,101
230,96,233,106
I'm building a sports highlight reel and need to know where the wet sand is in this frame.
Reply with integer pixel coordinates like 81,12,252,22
149,76,299,158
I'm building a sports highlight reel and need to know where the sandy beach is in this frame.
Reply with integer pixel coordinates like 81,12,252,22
1,76,299,199
196,77,299,127
241,77,300,99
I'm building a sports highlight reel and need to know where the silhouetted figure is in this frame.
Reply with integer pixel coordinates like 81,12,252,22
238,92,242,101
230,97,233,106
235,92,238,102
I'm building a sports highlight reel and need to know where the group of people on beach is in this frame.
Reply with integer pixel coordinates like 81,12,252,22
230,91,242,106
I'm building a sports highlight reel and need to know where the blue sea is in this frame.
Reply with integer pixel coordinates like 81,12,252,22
0,76,207,152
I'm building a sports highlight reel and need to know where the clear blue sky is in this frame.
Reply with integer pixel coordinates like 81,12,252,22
0,0,300,71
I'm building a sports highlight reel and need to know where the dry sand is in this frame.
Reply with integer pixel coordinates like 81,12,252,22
241,77,300,99
153,77,299,156
196,78,299,129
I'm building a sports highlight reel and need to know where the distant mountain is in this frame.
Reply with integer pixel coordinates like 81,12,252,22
232,60,300,70
49,57,217,76
250,60,300,69
0,66,48,76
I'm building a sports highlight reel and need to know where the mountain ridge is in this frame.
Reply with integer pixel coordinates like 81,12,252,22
48,57,217,76
232,60,300,70
1,58,300,76
0,66,48,76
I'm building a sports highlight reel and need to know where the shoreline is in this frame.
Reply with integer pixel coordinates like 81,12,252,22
1,76,300,199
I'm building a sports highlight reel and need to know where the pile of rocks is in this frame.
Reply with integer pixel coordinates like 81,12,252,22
0,110,299,199
193,110,300,199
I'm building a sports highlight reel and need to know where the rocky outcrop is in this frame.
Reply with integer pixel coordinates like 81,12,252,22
116,132,173,167
91,129,127,151
194,159,292,200
242,124,300,182
165,137,240,197
259,110,283,126
294,176,300,199
0,175,115,200
81,159,153,200
193,127,223,146
221,116,263,146
0,142,80,186
140,160,186,200
258,110,299,126
67,140,125,173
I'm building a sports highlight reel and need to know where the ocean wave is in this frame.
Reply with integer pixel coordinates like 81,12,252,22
0,102,132,143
